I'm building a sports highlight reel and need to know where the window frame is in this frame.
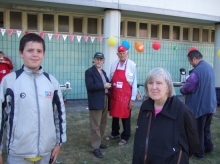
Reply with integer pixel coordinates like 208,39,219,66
139,22,148,38
43,13,55,32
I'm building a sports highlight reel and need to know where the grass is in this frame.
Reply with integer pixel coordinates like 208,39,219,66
58,107,220,164
2,106,220,164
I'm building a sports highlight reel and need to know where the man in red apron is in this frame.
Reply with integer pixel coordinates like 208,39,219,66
106,46,137,146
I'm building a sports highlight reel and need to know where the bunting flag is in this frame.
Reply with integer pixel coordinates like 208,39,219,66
1,28,6,36
98,37,102,42
0,28,103,44
40,32,45,39
84,36,88,42
8,29,13,36
77,35,81,43
91,37,95,43
55,34,60,40
16,30,22,38
63,35,67,41
48,33,53,41
70,35,74,41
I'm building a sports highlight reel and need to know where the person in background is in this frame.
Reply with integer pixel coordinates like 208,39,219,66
180,50,216,160
0,51,13,83
0,33,66,164
133,67,199,164
106,46,137,146
85,52,111,158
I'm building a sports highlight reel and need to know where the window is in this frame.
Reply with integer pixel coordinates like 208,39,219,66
151,24,158,38
173,26,180,40
28,14,37,30
101,19,104,34
43,14,54,31
202,29,208,42
183,28,189,40
211,30,215,42
88,18,97,34
139,23,147,38
193,28,199,41
0,12,3,28
162,25,169,39
127,21,136,37
10,11,22,29
58,15,69,32
120,21,123,36
74,17,82,33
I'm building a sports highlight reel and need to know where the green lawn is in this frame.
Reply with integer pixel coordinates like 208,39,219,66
57,107,220,164
2,107,220,164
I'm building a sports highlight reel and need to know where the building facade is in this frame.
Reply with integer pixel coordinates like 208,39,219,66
0,0,220,99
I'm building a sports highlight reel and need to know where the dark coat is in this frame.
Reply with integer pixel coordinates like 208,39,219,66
132,96,199,164
85,65,110,110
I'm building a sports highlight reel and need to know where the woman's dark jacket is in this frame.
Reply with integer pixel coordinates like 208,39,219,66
132,96,199,164
85,65,110,110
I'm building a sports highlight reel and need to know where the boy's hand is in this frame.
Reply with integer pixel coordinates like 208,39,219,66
50,146,61,164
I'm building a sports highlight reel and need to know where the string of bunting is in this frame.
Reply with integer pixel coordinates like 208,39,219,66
1,28,220,57
0,28,103,43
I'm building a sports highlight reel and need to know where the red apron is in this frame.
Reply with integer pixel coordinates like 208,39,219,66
110,61,132,118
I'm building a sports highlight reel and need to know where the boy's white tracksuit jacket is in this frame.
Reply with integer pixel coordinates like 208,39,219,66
0,65,66,158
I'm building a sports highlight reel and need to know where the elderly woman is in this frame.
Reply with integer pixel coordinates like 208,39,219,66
132,68,199,164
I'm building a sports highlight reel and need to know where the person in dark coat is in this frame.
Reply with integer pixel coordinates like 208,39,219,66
132,67,199,164
85,52,111,158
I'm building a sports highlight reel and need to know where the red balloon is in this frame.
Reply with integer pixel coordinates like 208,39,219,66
152,41,161,50
188,46,197,54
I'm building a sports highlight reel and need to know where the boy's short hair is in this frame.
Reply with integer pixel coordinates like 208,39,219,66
19,33,46,53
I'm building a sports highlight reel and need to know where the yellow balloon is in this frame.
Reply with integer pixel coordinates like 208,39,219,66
108,37,117,46
218,49,220,57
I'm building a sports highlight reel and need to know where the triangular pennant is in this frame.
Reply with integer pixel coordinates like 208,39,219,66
16,30,22,38
48,33,53,41
8,29,13,36
70,35,74,41
40,33,45,39
91,37,95,43
98,37,102,42
84,36,88,42
55,34,60,40
0,28,6,36
63,35,67,41
77,36,81,43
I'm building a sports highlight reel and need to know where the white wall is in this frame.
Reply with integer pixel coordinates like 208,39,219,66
95,0,220,17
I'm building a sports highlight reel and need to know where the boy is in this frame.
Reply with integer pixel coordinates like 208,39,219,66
0,33,66,164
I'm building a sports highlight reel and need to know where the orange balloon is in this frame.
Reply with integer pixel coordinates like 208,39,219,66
135,41,145,53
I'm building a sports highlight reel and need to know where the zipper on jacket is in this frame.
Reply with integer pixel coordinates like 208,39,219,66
33,71,40,156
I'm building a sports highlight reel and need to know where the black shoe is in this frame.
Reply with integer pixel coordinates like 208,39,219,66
93,149,103,158
193,153,205,160
205,147,214,153
100,144,108,149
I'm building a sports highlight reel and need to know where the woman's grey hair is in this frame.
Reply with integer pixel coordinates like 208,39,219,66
144,67,175,97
